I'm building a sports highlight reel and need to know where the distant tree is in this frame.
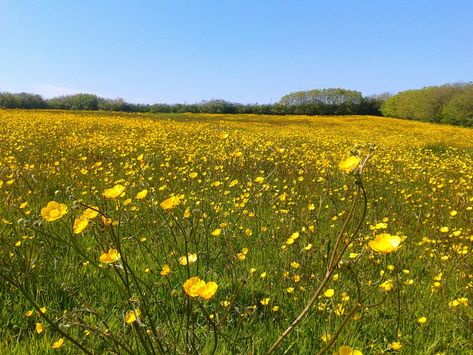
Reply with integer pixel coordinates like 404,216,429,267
279,88,364,115
47,93,99,110
0,92,46,109
381,82,472,125
441,84,473,126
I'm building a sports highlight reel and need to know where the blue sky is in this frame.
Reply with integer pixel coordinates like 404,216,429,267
0,1,472,104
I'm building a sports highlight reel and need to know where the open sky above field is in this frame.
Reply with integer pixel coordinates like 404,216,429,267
0,0,472,104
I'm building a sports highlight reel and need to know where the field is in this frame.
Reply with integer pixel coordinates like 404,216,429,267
1,110,473,354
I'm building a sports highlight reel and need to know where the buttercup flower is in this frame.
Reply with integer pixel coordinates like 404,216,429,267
99,249,121,264
368,233,402,254
161,195,180,210
41,201,68,222
338,156,361,173
103,184,126,199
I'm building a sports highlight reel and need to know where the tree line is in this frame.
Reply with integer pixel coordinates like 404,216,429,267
2,83,473,126
0,89,384,116
381,82,473,126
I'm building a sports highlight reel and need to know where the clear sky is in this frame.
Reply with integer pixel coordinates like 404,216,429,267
1,1,472,104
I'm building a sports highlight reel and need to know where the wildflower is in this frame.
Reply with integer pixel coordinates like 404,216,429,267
255,176,265,183
260,298,270,306
189,172,198,179
160,195,180,210
338,156,361,173
324,288,335,298
102,216,112,226
368,233,402,254
198,281,218,300
103,184,126,199
183,277,206,297
418,316,427,324
229,179,239,187
179,253,197,265
389,341,402,351
321,334,331,343
211,228,222,237
334,304,345,316
51,338,64,349
99,249,121,264
379,280,395,292
237,253,246,261
82,207,99,219
160,264,170,276
125,309,141,324
73,215,89,234
183,277,218,300
41,201,68,222
35,322,44,334
135,189,148,199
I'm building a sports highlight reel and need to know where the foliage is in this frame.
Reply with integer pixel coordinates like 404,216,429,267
0,89,386,116
381,82,473,125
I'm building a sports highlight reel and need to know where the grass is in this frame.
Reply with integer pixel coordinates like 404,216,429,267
0,109,472,354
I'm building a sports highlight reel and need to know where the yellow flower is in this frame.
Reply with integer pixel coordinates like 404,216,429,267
229,179,239,187
51,338,64,349
179,253,197,265
82,207,99,219
125,309,141,324
99,249,121,264
418,316,427,324
35,322,44,334
183,277,206,298
198,281,218,300
368,233,402,254
73,215,89,234
389,341,401,351
160,195,180,210
321,334,331,343
260,297,270,306
237,252,246,261
25,310,34,317
255,176,265,183
103,184,126,199
189,172,198,179
379,280,394,292
102,216,112,226
160,264,170,276
211,228,222,237
338,156,361,173
41,201,68,222
333,345,363,355
324,288,335,298
135,189,148,199
290,261,300,269
440,226,449,233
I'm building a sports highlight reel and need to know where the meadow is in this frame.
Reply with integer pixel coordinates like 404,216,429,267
0,110,472,354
